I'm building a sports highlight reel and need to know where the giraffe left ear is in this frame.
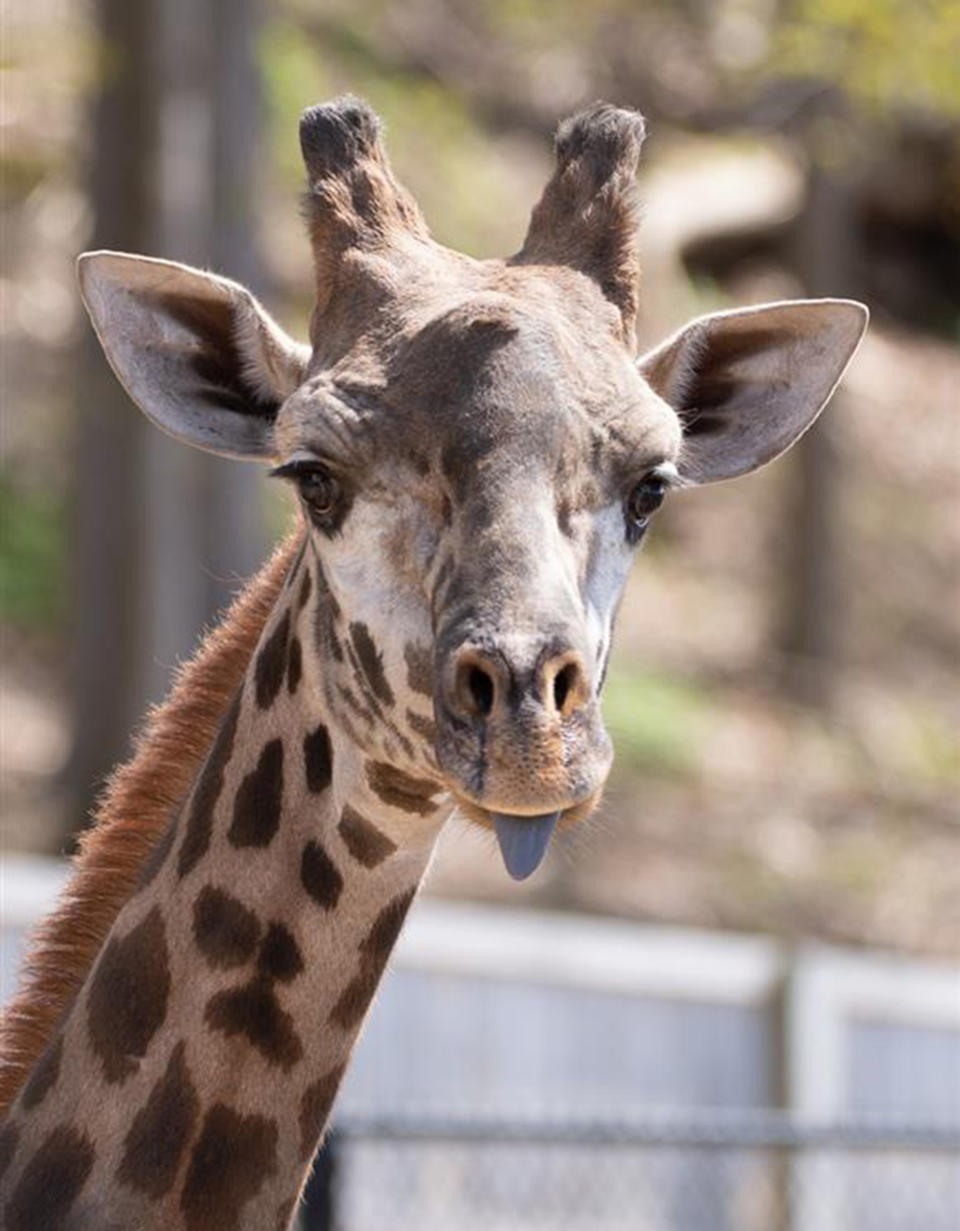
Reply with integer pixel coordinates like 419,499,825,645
638,299,868,484
77,251,310,460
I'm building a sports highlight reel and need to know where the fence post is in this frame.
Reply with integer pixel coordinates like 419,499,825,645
300,1131,340,1231
784,948,846,1231
770,965,794,1231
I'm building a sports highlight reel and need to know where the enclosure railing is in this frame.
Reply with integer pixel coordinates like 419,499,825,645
300,1108,960,1231
3,860,957,1231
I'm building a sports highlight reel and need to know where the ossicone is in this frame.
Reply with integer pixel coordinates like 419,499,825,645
298,96,431,313
553,103,646,189
516,102,647,346
299,96,384,183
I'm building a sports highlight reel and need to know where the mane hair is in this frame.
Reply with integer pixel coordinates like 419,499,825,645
0,528,304,1112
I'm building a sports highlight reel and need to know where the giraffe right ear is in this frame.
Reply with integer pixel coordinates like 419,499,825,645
77,251,310,460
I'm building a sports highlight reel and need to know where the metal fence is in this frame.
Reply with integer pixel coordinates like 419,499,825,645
298,1111,960,1231
3,864,957,1230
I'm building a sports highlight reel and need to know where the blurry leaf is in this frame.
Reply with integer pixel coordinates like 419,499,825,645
774,0,960,119
603,668,709,775
0,151,52,205
259,20,332,188
0,477,64,631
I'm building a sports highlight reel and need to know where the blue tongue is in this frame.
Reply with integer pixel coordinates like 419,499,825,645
493,811,561,881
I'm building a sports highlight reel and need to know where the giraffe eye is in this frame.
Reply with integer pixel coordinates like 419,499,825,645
625,473,667,542
271,458,342,520
300,469,339,517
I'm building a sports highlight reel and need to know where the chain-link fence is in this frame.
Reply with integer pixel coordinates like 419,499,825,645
298,1111,960,1231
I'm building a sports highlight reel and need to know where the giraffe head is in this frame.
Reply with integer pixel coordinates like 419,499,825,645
78,98,866,878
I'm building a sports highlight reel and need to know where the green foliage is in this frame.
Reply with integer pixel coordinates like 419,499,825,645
0,476,63,631
0,150,52,206
485,0,628,41
259,12,538,257
899,704,960,786
602,667,710,775
775,0,960,118
259,21,332,188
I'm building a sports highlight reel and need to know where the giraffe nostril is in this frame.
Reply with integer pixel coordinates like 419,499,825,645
448,649,505,721
553,662,576,713
544,654,588,717
467,665,495,717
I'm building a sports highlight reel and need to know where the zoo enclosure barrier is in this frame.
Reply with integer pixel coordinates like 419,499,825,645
298,1108,960,1231
3,862,958,1230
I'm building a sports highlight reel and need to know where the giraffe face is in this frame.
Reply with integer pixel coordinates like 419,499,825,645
273,273,682,834
77,97,867,875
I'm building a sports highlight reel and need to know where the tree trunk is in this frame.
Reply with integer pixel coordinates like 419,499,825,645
64,0,267,839
141,0,266,706
64,0,156,837
780,106,862,708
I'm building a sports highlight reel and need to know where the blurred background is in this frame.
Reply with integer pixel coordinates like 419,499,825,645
1,1,958,1228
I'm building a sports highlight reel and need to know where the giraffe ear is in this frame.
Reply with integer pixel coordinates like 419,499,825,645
638,299,868,484
77,251,310,460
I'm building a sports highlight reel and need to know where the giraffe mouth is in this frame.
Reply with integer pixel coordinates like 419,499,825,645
450,787,603,881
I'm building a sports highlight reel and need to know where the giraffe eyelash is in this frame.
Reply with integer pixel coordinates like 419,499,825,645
269,454,328,482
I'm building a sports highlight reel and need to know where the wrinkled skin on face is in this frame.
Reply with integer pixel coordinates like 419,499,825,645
77,97,867,876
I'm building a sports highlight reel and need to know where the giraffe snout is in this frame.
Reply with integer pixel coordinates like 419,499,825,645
433,630,612,827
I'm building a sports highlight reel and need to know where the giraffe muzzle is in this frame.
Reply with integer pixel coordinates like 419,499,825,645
433,619,612,867
434,647,612,833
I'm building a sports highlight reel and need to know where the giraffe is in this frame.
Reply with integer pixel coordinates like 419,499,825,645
0,98,867,1229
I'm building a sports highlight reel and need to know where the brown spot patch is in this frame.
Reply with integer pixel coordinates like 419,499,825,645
255,610,290,709
329,965,381,1034
338,804,396,868
287,634,303,695
276,1197,296,1231
338,683,374,726
228,738,284,848
87,906,171,1084
301,840,343,911
20,1034,63,1111
178,691,241,878
298,1062,346,1160
193,885,262,969
406,708,438,745
384,719,416,763
117,1041,199,1199
4,1124,94,1231
329,888,416,1030
364,887,417,960
0,1123,19,1182
303,723,333,793
367,762,441,816
345,640,386,722
297,566,313,611
180,1103,278,1231
349,622,395,707
314,569,344,663
257,923,304,984
557,497,575,538
404,642,434,697
205,980,303,1071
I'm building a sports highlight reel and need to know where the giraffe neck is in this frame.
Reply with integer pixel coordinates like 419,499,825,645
0,544,451,1231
